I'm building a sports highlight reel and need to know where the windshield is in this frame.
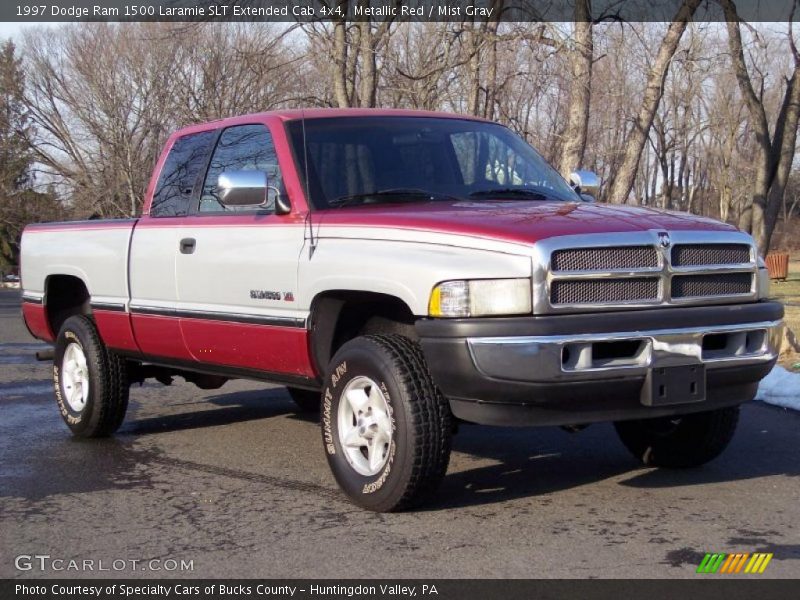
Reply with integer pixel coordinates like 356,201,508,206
286,116,579,209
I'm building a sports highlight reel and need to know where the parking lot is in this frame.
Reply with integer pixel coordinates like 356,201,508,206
1,288,799,579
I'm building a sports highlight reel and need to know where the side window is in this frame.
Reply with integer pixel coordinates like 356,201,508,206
200,124,284,213
150,131,216,217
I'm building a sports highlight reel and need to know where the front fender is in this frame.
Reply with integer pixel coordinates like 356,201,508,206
300,239,532,315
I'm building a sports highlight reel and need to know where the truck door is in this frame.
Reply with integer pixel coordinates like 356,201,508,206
129,129,217,360
174,123,313,377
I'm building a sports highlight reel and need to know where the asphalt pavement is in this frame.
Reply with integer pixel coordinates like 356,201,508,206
1,288,799,579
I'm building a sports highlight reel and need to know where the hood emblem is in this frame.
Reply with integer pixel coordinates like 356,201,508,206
658,232,671,248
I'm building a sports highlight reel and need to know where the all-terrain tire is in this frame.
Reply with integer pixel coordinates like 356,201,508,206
614,406,739,468
53,315,129,438
321,334,452,512
287,387,321,413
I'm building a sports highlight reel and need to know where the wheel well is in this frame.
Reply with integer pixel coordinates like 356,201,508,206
45,275,91,336
309,291,417,374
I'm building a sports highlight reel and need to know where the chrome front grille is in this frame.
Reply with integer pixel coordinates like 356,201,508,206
671,244,751,267
551,246,658,272
551,278,659,305
534,231,758,313
671,273,752,298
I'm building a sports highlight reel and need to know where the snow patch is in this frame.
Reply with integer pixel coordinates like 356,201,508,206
756,366,800,411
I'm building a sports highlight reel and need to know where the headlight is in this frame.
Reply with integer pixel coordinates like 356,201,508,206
428,279,532,317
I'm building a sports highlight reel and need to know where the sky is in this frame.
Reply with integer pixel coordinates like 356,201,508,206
0,22,55,41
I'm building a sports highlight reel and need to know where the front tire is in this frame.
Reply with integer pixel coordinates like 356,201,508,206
321,335,452,512
53,315,129,438
614,406,739,468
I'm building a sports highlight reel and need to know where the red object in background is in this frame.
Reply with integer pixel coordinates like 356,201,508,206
765,252,790,281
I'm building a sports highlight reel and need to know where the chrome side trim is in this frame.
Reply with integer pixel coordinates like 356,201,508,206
90,302,127,312
128,304,306,328
467,319,782,383
532,230,759,314
21,292,44,304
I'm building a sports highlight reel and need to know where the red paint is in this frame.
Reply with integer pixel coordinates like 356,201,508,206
270,107,491,123
22,302,54,342
315,201,737,246
94,310,139,353
134,214,306,228
180,317,315,377
130,314,194,361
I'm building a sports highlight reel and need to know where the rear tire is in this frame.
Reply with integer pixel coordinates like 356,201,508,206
287,387,320,413
321,334,452,512
53,315,129,438
614,406,739,468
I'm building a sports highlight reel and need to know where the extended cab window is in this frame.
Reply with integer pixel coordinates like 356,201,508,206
150,130,216,217
200,124,284,213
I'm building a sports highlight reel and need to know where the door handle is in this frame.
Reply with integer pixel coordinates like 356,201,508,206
180,238,196,254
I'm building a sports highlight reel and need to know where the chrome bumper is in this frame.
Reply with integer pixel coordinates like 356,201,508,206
467,320,783,383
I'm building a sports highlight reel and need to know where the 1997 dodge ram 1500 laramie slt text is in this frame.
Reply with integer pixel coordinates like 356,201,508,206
20,109,783,511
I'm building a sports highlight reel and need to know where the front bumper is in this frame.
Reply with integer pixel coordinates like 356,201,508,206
416,301,783,427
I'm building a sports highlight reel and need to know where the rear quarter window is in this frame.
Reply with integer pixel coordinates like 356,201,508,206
150,130,216,217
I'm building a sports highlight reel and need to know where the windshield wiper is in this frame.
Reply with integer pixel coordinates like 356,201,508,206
469,187,556,201
329,188,461,207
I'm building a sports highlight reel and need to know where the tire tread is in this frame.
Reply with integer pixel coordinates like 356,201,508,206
325,334,452,511
56,315,129,438
614,406,739,468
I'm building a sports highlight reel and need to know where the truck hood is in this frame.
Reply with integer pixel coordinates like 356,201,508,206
315,201,737,245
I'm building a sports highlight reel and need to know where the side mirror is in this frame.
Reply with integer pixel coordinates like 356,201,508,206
217,170,291,214
218,170,268,207
569,170,601,202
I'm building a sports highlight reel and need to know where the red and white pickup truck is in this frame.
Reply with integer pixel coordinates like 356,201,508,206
21,109,783,511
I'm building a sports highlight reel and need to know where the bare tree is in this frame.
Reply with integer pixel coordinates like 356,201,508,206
23,23,298,218
12,17,799,235
723,0,800,254
308,1,399,108
700,54,754,225
606,0,702,204
558,0,593,176
0,40,63,266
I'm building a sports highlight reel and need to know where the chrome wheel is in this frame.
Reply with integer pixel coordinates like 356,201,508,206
61,342,89,412
337,376,393,476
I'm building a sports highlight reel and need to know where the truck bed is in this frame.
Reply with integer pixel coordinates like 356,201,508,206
20,219,137,341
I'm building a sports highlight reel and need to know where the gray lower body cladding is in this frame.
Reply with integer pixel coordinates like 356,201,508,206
416,301,783,427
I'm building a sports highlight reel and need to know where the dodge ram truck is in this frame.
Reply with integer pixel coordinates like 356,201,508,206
20,109,783,511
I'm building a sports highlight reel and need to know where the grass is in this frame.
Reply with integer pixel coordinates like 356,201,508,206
769,260,800,368
769,261,800,329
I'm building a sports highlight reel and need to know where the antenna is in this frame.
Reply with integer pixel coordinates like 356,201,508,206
301,108,317,258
